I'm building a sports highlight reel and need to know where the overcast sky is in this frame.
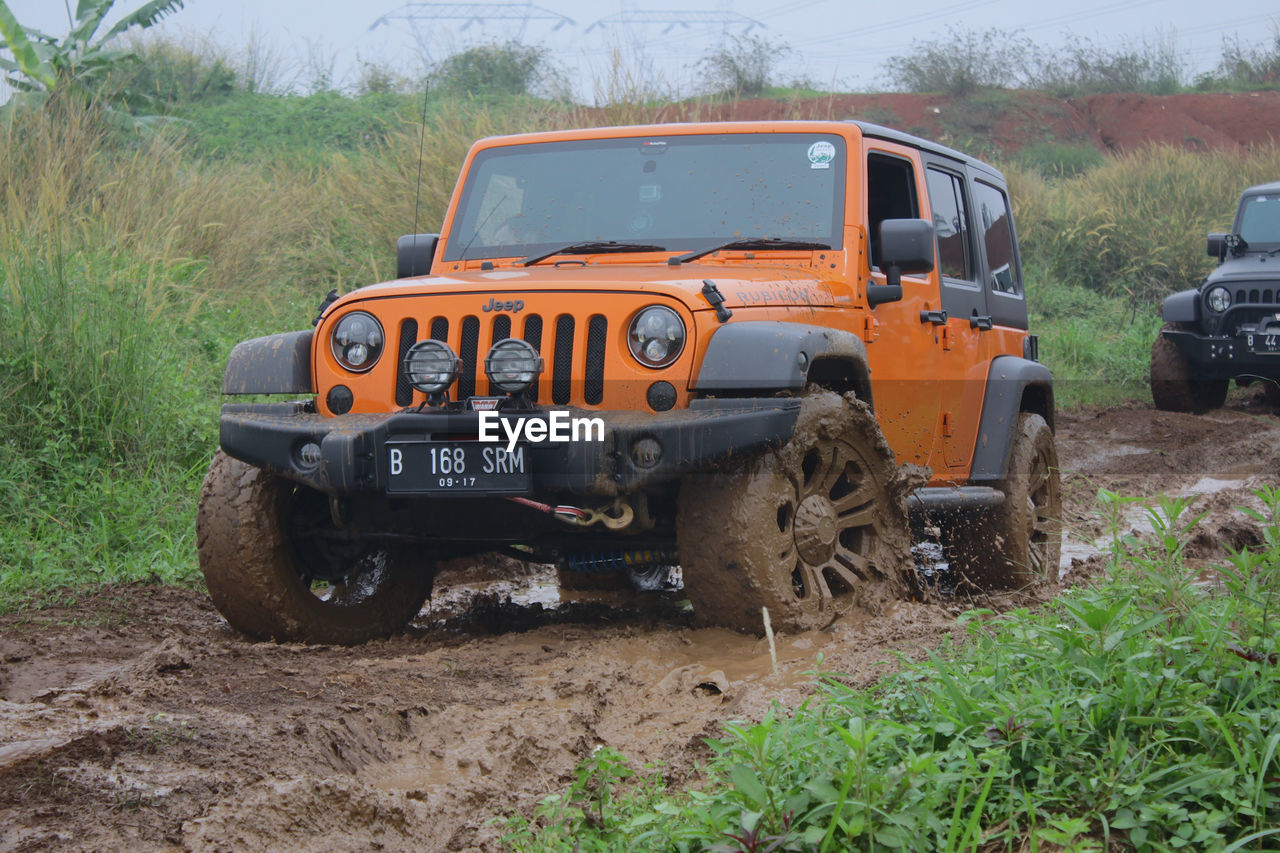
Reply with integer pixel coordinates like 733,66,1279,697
5,0,1279,100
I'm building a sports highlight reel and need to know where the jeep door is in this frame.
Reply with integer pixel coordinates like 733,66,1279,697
859,142,947,476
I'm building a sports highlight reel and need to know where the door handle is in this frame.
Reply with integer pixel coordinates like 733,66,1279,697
919,310,948,326
969,313,993,331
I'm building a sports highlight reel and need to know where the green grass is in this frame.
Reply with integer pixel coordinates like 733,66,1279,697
503,491,1280,851
0,241,293,609
1015,142,1106,179
180,90,418,162
1031,279,1163,408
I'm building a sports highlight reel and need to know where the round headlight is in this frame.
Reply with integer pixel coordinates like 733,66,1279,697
331,311,384,373
628,305,685,369
484,338,544,394
403,340,460,394
1207,286,1232,313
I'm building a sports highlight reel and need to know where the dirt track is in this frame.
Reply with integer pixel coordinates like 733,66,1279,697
4,395,1280,852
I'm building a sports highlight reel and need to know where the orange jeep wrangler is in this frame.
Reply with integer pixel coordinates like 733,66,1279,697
197,121,1061,644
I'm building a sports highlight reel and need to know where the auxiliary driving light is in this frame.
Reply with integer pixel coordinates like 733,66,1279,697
403,339,460,394
627,305,686,369
1207,286,1232,313
331,311,384,373
484,338,544,394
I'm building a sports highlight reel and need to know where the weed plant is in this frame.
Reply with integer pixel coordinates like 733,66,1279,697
504,491,1280,851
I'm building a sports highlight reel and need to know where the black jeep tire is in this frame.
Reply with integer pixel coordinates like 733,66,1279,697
948,413,1062,589
677,390,911,635
1150,323,1228,413
196,451,434,644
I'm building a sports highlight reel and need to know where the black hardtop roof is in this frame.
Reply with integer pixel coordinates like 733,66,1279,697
850,121,1006,184
1242,181,1280,197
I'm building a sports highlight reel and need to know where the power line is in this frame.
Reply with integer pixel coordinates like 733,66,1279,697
585,10,765,35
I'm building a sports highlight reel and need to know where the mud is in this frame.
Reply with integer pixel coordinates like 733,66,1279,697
4,396,1280,852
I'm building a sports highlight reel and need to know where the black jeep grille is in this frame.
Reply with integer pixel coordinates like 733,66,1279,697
585,315,607,405
552,315,575,404
1223,296,1280,335
394,319,418,406
458,316,480,399
396,310,608,406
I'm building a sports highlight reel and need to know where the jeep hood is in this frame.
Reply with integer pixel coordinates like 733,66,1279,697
1206,253,1280,285
326,263,842,316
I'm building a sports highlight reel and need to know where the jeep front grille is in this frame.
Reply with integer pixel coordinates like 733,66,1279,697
397,311,608,406
394,319,419,406
552,315,575,404
585,315,607,405
1223,291,1280,335
458,316,480,399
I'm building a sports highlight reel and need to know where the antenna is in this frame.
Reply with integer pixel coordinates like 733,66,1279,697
411,80,431,265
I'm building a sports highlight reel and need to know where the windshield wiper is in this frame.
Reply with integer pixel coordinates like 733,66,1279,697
667,237,832,266
518,240,667,267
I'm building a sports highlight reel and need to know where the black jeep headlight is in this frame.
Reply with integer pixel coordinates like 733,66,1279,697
331,311,384,372
627,305,685,369
403,340,460,394
484,338,543,393
1206,286,1231,313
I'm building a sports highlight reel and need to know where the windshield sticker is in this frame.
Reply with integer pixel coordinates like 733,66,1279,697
807,141,836,170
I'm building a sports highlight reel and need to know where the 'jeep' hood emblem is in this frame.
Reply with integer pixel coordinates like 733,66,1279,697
482,297,525,313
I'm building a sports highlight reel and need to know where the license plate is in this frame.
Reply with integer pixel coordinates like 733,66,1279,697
1249,332,1280,354
386,441,530,494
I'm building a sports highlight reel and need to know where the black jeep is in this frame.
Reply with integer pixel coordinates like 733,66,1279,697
1152,180,1280,413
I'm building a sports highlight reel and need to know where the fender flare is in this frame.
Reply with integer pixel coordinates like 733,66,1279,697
1161,289,1200,324
970,356,1055,482
690,322,873,404
222,331,314,395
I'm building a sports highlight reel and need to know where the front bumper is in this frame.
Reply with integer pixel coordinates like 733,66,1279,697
220,398,801,498
1163,326,1280,380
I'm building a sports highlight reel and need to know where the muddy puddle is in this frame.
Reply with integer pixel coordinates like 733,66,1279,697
3,399,1280,851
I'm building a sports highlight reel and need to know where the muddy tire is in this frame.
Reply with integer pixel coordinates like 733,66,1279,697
1150,324,1227,413
677,390,911,634
948,413,1062,589
196,451,433,645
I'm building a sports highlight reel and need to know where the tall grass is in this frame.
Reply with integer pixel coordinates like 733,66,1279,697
1009,145,1280,306
0,106,318,605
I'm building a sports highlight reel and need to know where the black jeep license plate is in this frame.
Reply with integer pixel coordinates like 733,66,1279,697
386,441,530,494
1249,332,1280,354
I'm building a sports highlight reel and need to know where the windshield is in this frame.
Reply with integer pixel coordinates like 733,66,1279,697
443,133,846,262
1238,193,1280,246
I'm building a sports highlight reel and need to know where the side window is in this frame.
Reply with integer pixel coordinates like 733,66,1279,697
866,153,919,269
972,181,1021,296
925,167,974,281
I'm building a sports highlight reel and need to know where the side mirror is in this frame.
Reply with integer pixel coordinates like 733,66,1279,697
397,233,440,278
1207,232,1226,261
872,219,935,306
